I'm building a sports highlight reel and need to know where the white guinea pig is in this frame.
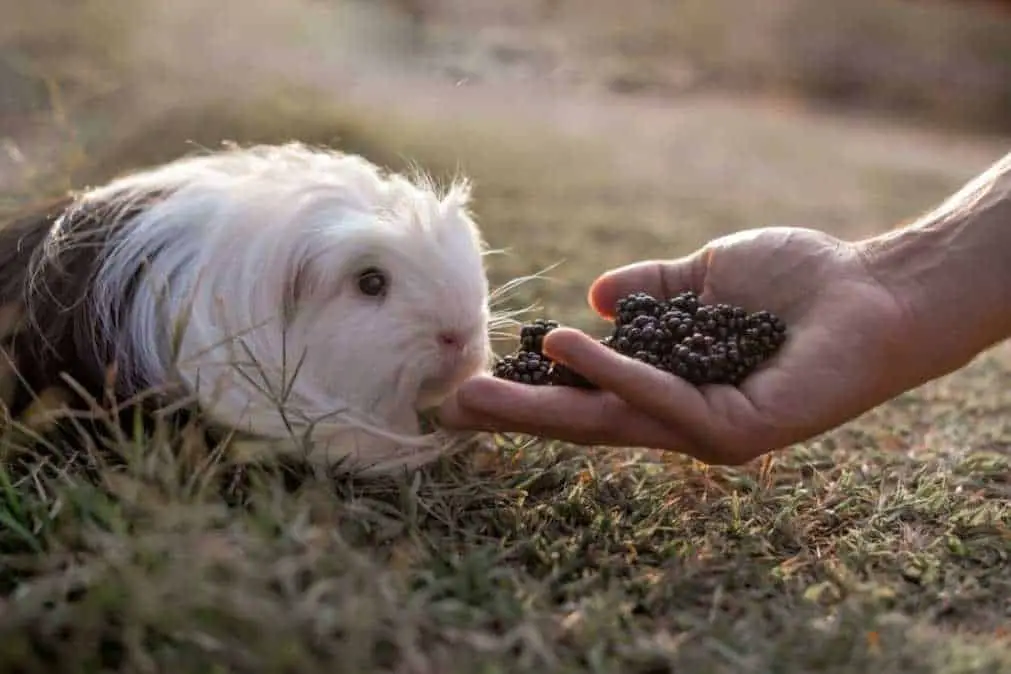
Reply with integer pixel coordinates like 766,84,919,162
0,142,495,475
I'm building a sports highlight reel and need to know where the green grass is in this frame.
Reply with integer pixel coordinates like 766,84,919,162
2,408,1010,672
2,4,1011,668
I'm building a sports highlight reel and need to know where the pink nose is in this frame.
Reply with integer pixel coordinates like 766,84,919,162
438,331,464,351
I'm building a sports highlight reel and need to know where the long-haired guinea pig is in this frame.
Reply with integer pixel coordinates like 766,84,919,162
0,142,494,475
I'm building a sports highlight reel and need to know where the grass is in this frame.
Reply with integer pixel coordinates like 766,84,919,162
2,1,1011,671
2,405,1011,672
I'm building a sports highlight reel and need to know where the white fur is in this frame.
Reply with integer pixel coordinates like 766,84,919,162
70,142,493,474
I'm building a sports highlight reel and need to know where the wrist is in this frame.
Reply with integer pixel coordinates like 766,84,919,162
857,153,1011,380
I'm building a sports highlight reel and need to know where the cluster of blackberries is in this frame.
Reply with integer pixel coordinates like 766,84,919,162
492,291,787,389
492,319,597,389
608,291,788,386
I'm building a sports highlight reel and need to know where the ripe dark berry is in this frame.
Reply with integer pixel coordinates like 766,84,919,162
615,292,668,326
625,292,788,385
669,291,700,315
492,355,515,379
520,319,560,355
493,351,553,385
550,362,597,389
492,292,787,390
611,315,677,360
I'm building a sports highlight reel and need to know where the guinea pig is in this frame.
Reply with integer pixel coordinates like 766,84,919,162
0,142,495,475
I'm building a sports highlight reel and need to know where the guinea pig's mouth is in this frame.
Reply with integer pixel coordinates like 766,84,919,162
414,349,490,411
415,369,476,411
414,378,455,410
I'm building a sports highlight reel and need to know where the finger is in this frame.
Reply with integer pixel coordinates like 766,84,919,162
587,249,710,318
437,375,613,441
542,327,762,454
436,374,703,452
438,375,760,464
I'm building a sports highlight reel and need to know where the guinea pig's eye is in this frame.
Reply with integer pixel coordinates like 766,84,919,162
356,267,388,297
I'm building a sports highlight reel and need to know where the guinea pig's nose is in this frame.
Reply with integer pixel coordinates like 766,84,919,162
437,331,465,352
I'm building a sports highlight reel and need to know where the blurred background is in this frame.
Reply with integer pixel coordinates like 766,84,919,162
2,0,1010,330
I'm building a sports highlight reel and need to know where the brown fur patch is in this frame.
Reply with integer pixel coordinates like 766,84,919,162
0,190,169,418
0,302,24,340
0,188,243,477
0,352,16,411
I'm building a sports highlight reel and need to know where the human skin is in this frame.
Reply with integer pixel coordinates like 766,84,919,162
438,150,1011,465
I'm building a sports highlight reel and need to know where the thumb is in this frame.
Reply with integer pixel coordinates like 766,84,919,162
588,248,710,319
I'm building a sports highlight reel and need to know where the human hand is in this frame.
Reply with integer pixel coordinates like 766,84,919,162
438,227,927,465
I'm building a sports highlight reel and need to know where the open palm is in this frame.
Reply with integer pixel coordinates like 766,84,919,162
438,227,923,465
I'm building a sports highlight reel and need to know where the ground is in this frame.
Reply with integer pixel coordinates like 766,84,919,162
1,1,1010,672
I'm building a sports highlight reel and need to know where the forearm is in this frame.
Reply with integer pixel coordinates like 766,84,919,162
858,150,1011,378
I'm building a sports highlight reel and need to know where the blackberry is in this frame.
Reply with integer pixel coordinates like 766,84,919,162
659,309,695,341
746,310,788,351
610,314,677,362
519,318,560,355
615,292,668,326
668,291,701,316
492,351,553,386
614,291,789,386
492,291,787,391
491,347,598,390
550,362,597,390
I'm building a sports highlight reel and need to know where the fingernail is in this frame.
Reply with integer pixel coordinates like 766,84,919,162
546,329,606,367
541,327,583,360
